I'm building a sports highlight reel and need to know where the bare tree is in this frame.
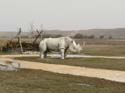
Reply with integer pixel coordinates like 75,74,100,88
32,24,44,44
29,23,35,38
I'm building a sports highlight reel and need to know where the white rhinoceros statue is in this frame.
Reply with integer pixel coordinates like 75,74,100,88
39,37,82,59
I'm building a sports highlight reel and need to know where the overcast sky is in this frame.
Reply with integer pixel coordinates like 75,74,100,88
0,0,125,31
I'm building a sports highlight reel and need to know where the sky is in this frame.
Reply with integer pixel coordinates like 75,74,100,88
0,0,125,31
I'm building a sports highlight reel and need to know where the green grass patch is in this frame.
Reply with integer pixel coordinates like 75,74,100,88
0,69,125,93
0,51,20,55
15,57,125,71
82,45,125,56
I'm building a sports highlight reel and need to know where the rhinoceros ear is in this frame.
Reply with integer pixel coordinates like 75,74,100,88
71,40,73,43
77,43,82,50
77,44,80,47
76,43,80,48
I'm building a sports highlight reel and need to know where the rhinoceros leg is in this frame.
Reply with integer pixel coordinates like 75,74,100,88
64,48,68,58
44,51,47,58
60,49,65,59
40,51,44,59
39,40,47,59
40,51,47,59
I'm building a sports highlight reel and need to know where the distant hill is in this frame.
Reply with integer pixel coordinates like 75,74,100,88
0,31,29,38
0,28,125,39
78,28,125,39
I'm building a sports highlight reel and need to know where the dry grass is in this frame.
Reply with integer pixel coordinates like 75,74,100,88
0,69,125,93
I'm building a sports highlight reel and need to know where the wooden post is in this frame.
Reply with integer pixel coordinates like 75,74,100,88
18,28,23,54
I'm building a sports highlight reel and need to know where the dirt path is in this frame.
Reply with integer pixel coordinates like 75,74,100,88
0,54,125,83
1,54,125,59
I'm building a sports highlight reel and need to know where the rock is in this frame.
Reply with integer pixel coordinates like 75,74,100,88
0,61,20,71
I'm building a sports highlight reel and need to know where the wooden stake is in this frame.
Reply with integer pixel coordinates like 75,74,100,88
18,28,23,53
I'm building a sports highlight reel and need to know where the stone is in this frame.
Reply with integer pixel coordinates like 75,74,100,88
0,61,20,71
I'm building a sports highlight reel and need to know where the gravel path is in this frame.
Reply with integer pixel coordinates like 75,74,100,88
0,54,125,83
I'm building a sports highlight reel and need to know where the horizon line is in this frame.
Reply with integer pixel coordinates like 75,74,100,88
0,27,125,32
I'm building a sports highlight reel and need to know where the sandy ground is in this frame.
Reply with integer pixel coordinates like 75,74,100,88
0,54,125,83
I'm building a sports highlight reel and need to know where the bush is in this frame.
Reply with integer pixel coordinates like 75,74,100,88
99,35,104,39
73,33,85,39
108,36,113,39
88,35,95,39
73,33,95,39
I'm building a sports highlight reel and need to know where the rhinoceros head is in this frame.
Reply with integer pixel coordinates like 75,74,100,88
69,40,82,53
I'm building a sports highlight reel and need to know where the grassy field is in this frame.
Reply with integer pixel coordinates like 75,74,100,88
15,57,125,71
1,44,124,56
76,39,125,56
82,45,125,56
1,44,125,56
0,69,125,93
0,51,19,55
1,38,125,56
